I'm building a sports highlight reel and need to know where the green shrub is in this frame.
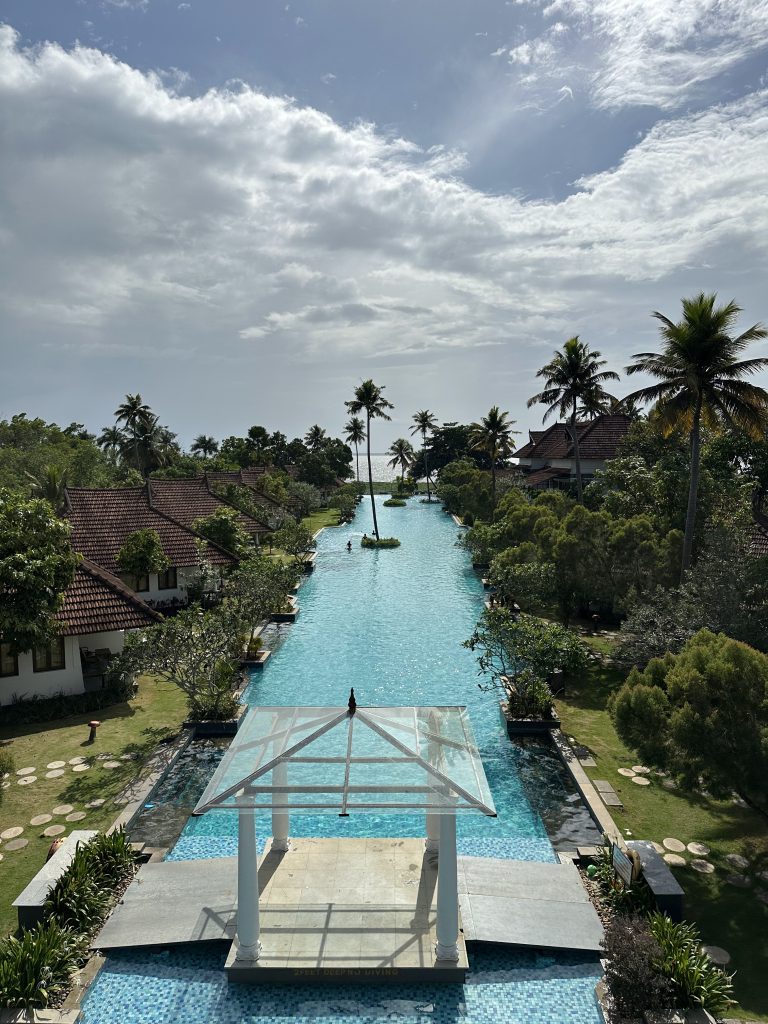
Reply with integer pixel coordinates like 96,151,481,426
593,844,654,915
0,921,88,1009
361,536,401,549
463,511,474,526
383,498,406,507
602,914,674,1017
503,669,554,720
649,912,735,1014
2,681,134,726
84,828,136,882
44,861,111,933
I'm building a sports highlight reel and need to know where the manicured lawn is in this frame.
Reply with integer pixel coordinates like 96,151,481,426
0,677,187,937
555,644,768,1021
303,507,342,534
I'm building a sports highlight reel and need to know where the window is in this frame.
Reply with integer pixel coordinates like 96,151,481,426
135,574,150,593
157,567,177,590
33,636,66,673
0,643,18,678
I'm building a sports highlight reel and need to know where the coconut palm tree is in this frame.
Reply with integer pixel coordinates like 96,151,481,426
410,409,438,501
97,425,126,458
344,416,366,483
345,380,394,541
527,337,619,502
469,407,519,514
387,438,415,490
304,424,327,451
26,465,68,514
114,394,153,474
611,395,645,421
624,293,768,576
191,434,219,458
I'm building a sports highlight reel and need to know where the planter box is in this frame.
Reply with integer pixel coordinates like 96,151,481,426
271,608,299,623
301,552,317,574
189,703,247,737
240,650,271,669
499,699,560,736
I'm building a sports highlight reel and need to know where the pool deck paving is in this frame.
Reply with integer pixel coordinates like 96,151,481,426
93,837,603,978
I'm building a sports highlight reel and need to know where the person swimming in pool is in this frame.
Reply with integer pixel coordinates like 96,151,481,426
346,540,352,552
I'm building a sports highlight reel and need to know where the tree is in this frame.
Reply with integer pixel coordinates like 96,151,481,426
469,407,519,512
410,409,438,501
114,393,153,474
97,425,125,458
528,337,619,502
387,438,415,489
193,507,252,557
489,551,557,610
271,521,317,567
436,459,493,522
191,435,219,458
624,294,768,577
345,379,394,541
219,554,299,644
115,528,169,586
286,480,322,519
344,416,366,483
610,629,768,817
25,465,68,514
0,490,79,654
304,425,327,451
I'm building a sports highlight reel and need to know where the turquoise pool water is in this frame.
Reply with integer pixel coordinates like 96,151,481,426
81,498,603,1024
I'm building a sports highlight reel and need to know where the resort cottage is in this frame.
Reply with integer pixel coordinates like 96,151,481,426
513,413,631,490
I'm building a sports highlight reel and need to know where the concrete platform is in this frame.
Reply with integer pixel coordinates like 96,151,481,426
457,856,603,953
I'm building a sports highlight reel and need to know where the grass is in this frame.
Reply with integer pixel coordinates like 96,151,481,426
302,507,341,534
555,639,768,1020
0,676,188,937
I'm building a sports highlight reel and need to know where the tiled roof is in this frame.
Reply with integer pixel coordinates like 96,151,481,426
65,486,236,573
56,558,163,636
522,467,570,488
514,415,631,461
204,469,287,512
148,477,270,537
751,512,768,557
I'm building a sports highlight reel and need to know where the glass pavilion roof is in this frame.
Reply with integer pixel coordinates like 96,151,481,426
193,702,496,817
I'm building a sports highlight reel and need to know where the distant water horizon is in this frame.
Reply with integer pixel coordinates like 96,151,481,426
351,453,403,483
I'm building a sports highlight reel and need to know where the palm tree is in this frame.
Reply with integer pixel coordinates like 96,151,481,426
191,434,219,458
611,395,645,421
345,380,394,541
344,416,366,483
527,337,619,502
97,425,126,458
410,409,438,501
387,438,415,489
114,393,153,474
304,424,327,451
624,293,768,576
469,406,519,513
26,465,68,514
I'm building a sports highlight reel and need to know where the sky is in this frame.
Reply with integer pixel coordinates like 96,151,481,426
1,0,767,449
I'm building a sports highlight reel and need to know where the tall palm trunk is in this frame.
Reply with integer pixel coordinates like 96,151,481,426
366,414,380,540
570,404,583,502
354,443,360,484
681,402,702,577
491,457,497,517
423,428,432,501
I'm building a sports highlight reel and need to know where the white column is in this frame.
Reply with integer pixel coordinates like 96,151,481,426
435,811,459,961
425,812,440,854
236,806,262,961
272,761,290,852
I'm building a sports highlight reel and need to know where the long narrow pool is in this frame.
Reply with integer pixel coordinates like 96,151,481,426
81,498,603,1024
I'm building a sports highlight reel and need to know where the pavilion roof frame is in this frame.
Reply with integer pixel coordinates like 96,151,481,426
193,702,497,818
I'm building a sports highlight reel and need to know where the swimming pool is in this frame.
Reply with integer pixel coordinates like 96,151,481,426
81,497,603,1024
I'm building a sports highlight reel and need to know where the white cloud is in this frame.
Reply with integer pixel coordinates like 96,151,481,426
0,24,767,435
320,72,336,85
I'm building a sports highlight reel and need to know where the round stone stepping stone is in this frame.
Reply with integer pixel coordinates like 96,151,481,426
617,767,636,777
687,842,710,856
691,859,715,874
1,826,24,840
30,814,52,826
632,765,651,774
68,757,86,765
663,838,686,853
662,778,678,789
16,767,36,776
102,760,121,769
96,753,113,761
86,798,106,808
1,781,10,790
71,763,89,773
650,841,665,854
725,873,751,888
725,853,750,870
4,838,28,851
664,853,686,867
45,769,65,779
703,945,731,966
52,804,73,816
631,776,651,786
43,824,65,837
120,752,138,760
66,811,86,822
46,761,66,770
17,776,36,786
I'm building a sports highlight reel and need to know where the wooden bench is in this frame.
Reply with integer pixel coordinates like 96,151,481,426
627,839,685,922
13,830,98,930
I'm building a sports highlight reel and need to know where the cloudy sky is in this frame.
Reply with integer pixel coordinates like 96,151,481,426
1,1,767,448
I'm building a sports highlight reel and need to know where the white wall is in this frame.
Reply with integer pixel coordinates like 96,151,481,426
79,630,125,654
0,636,83,706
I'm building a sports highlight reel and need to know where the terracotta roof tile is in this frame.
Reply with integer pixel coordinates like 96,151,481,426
65,486,235,573
751,513,768,557
522,467,571,487
56,558,163,636
204,469,287,512
148,478,270,537
514,415,630,461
